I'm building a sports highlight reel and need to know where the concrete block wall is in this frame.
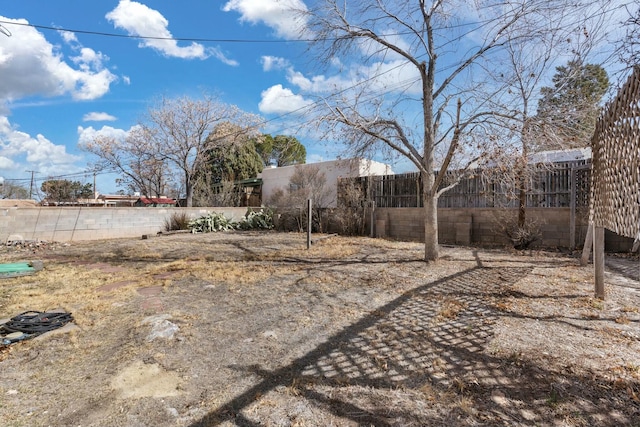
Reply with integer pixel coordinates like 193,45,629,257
605,229,635,252
374,207,633,252
373,208,474,245
0,207,248,242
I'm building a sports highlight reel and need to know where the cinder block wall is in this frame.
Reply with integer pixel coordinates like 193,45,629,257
0,207,248,242
374,207,633,252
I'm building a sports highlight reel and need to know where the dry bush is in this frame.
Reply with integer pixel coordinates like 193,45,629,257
267,165,332,233
332,179,369,236
163,211,191,231
492,210,543,250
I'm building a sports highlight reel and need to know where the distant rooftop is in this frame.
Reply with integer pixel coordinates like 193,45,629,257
528,147,591,164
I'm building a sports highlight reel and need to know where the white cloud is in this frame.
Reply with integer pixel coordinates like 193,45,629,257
0,17,116,101
58,30,78,45
261,55,290,71
106,0,237,65
258,84,313,114
0,156,16,170
209,48,239,67
0,116,81,176
71,47,109,71
285,59,420,95
223,0,308,39
83,112,117,122
77,125,132,146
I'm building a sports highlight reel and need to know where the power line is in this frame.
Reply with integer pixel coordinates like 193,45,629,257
0,19,313,44
0,16,493,45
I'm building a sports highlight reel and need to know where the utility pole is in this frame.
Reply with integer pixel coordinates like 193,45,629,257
26,170,36,199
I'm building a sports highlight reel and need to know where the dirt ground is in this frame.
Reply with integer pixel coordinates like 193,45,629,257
0,231,639,427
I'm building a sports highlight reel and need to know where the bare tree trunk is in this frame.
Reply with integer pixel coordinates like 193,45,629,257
423,170,439,261
518,185,527,227
518,118,530,228
185,174,193,207
424,195,439,261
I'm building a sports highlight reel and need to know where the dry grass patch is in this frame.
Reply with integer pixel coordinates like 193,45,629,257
0,263,137,326
182,259,296,287
247,237,362,261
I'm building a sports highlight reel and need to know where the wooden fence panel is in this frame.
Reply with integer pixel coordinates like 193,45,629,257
339,160,591,209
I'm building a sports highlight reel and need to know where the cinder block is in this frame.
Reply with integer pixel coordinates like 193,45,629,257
455,222,472,245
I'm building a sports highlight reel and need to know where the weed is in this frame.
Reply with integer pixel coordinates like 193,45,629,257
546,388,560,408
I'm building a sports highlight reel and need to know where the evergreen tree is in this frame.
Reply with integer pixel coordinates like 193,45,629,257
208,141,263,183
253,134,306,167
536,60,609,150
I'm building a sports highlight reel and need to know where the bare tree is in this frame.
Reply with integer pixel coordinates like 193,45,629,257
82,126,173,197
303,0,602,261
267,165,333,232
0,180,29,199
618,6,640,70
142,96,263,207
477,3,610,249
483,20,586,230
83,95,263,206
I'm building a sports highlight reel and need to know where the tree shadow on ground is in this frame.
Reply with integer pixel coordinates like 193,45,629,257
189,262,640,426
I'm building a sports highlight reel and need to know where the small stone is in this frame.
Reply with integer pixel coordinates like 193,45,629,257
6,389,18,395
147,320,179,342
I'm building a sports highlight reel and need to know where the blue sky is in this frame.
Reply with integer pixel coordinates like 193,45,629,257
0,0,334,194
0,0,635,196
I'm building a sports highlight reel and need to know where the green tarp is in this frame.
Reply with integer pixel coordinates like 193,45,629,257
0,261,42,278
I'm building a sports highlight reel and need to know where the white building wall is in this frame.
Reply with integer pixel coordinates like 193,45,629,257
258,158,393,208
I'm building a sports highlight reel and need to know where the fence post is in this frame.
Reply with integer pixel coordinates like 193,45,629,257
307,199,312,250
594,226,605,299
570,167,576,250
370,200,376,238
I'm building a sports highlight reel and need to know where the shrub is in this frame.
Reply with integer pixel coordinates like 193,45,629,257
496,214,542,250
164,211,191,231
505,221,542,250
237,209,274,230
188,212,236,233
188,209,274,233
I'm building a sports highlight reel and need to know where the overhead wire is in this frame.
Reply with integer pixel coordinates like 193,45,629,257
0,19,310,43
0,17,492,44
